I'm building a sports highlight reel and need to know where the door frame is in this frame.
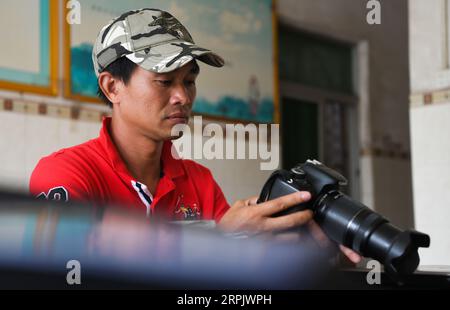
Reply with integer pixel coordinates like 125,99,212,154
280,80,360,198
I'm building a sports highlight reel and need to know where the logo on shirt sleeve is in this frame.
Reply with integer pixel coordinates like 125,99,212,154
36,186,69,202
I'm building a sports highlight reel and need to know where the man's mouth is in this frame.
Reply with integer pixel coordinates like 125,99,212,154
165,112,189,124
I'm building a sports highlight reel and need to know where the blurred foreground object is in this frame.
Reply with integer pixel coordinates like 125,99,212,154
0,191,333,289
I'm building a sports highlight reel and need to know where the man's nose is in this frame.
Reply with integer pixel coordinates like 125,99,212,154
170,83,191,106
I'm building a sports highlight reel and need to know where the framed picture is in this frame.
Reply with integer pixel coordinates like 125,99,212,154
0,0,58,96
64,0,278,123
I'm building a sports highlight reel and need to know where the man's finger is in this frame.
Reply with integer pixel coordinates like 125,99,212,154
262,209,313,232
258,191,311,216
339,245,362,264
245,196,259,206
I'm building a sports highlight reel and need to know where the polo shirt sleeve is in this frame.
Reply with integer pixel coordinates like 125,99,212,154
210,176,230,222
197,165,230,222
29,155,91,203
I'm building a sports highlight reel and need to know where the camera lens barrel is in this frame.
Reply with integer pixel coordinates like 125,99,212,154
315,191,429,276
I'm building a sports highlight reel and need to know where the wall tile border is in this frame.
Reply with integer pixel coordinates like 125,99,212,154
0,97,109,123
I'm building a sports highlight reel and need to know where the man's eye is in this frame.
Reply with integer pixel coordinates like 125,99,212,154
157,80,172,86
185,80,196,86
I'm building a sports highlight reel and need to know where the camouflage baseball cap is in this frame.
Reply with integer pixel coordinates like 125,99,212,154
92,8,225,77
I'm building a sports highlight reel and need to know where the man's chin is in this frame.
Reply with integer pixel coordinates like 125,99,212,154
168,122,189,140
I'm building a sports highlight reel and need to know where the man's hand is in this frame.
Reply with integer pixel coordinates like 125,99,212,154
218,191,313,235
218,191,362,264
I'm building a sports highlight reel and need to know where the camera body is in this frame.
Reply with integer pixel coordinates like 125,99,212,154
258,159,430,279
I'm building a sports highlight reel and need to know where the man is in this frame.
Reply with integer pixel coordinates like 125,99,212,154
29,8,360,263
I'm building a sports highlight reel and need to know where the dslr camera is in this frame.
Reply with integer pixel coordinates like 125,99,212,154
258,159,430,279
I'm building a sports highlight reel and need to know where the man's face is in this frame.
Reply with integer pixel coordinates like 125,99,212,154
116,61,198,141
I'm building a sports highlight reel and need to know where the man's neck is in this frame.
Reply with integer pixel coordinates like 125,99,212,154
109,116,163,193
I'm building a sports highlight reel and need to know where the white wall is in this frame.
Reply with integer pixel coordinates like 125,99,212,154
0,105,101,193
410,104,450,266
409,0,450,266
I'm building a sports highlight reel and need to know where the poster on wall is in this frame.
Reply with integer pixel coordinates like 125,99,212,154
65,0,276,123
0,0,58,96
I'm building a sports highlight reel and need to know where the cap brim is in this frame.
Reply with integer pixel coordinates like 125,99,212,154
125,40,224,73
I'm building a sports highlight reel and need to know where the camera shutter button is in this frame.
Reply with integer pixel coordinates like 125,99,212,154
291,167,306,177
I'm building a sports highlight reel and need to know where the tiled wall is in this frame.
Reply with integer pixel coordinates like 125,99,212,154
0,97,103,192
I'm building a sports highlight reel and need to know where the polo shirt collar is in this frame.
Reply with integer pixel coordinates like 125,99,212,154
97,117,185,180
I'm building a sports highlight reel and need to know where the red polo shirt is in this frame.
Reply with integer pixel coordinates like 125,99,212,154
29,117,230,222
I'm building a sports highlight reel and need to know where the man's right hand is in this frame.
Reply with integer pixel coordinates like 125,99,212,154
217,191,362,264
217,191,313,235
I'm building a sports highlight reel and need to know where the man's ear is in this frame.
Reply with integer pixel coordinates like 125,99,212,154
98,72,123,105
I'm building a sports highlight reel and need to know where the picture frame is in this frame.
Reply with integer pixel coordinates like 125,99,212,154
0,0,59,96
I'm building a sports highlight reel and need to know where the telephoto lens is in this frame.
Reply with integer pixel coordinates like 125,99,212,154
258,160,430,280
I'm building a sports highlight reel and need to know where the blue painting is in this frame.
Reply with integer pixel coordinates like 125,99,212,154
68,0,275,123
